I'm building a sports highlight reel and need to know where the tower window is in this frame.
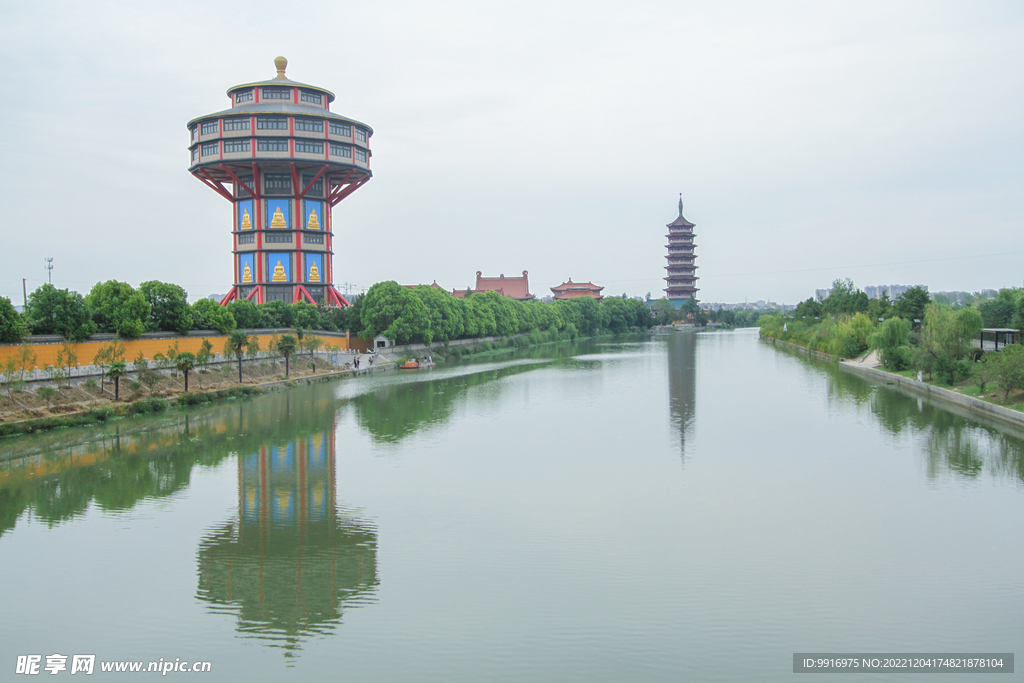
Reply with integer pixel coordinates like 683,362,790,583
234,90,253,103
303,233,325,244
223,139,250,153
264,233,292,243
301,176,323,195
223,118,250,131
355,128,367,142
257,139,289,152
264,174,292,192
201,121,219,135
355,148,367,163
300,91,322,105
330,144,351,158
295,140,323,154
294,119,323,133
262,88,291,100
256,117,288,130
329,122,351,137
201,141,220,156
238,232,255,244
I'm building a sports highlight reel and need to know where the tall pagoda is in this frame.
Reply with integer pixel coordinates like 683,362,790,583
664,195,698,308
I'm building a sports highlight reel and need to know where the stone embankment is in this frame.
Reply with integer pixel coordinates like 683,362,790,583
764,337,1024,430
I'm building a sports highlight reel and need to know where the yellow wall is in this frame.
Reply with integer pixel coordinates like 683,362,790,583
0,332,372,371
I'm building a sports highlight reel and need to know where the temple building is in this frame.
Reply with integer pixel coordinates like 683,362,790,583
451,271,535,300
550,279,604,300
187,57,373,306
664,195,699,308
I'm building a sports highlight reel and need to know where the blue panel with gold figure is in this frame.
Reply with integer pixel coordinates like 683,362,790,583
236,199,254,230
304,200,323,230
305,253,323,283
268,253,291,282
266,198,290,229
238,253,255,285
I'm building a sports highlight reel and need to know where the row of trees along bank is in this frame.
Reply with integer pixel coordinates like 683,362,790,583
759,279,1024,399
0,280,656,346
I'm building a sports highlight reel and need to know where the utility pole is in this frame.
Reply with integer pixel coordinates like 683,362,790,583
23,278,27,306
45,257,53,285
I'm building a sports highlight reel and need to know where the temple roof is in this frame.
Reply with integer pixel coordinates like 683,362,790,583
667,194,695,228
551,279,603,293
474,271,534,300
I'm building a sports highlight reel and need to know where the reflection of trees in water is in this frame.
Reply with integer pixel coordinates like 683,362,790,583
869,388,1024,482
195,429,377,654
666,332,696,457
348,362,544,443
0,387,341,537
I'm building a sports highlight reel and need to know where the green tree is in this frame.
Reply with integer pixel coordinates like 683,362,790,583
107,361,127,401
85,280,150,339
55,340,79,388
175,352,197,392
867,292,892,321
139,281,193,334
822,279,869,317
651,298,677,325
977,296,1014,329
192,298,236,334
224,330,248,383
414,286,466,342
24,284,95,341
291,301,321,331
258,300,294,329
988,343,1024,400
0,296,27,343
302,335,322,372
360,281,431,343
227,299,261,329
794,297,822,319
277,334,298,377
893,286,930,324
868,317,912,370
92,341,124,394
2,357,25,405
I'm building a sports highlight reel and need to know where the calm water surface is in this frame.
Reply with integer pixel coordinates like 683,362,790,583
1,330,1021,681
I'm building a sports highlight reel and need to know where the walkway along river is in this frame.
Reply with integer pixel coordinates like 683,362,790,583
0,329,1020,681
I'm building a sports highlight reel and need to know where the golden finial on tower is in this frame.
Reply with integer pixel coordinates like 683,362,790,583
272,260,287,282
240,208,252,230
307,208,320,230
274,56,288,79
242,263,253,283
308,262,321,282
270,206,287,229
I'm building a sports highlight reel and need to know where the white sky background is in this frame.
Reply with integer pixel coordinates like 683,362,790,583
0,0,1021,305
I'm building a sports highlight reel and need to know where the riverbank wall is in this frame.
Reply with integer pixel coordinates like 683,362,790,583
763,337,1024,430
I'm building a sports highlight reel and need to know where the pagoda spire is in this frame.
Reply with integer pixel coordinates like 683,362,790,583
678,193,683,218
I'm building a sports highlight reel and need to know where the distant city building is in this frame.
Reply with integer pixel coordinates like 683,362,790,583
187,57,372,307
863,284,928,300
664,195,698,309
550,279,604,301
451,271,535,301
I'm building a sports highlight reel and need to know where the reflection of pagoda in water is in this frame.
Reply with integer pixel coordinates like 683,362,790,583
196,426,378,653
667,332,697,458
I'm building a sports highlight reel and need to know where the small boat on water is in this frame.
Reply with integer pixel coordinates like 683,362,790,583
400,358,435,370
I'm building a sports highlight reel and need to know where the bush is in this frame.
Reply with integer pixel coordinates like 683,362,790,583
880,345,912,371
934,356,971,385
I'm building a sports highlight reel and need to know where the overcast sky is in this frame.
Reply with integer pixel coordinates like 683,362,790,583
1,0,1021,306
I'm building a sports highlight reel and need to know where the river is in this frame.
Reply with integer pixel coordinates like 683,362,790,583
0,329,1021,681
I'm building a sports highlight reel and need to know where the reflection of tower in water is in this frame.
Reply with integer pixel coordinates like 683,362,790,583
667,332,697,458
196,423,378,653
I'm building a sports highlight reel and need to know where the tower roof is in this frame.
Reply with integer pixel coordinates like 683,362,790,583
667,194,695,228
225,56,336,103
